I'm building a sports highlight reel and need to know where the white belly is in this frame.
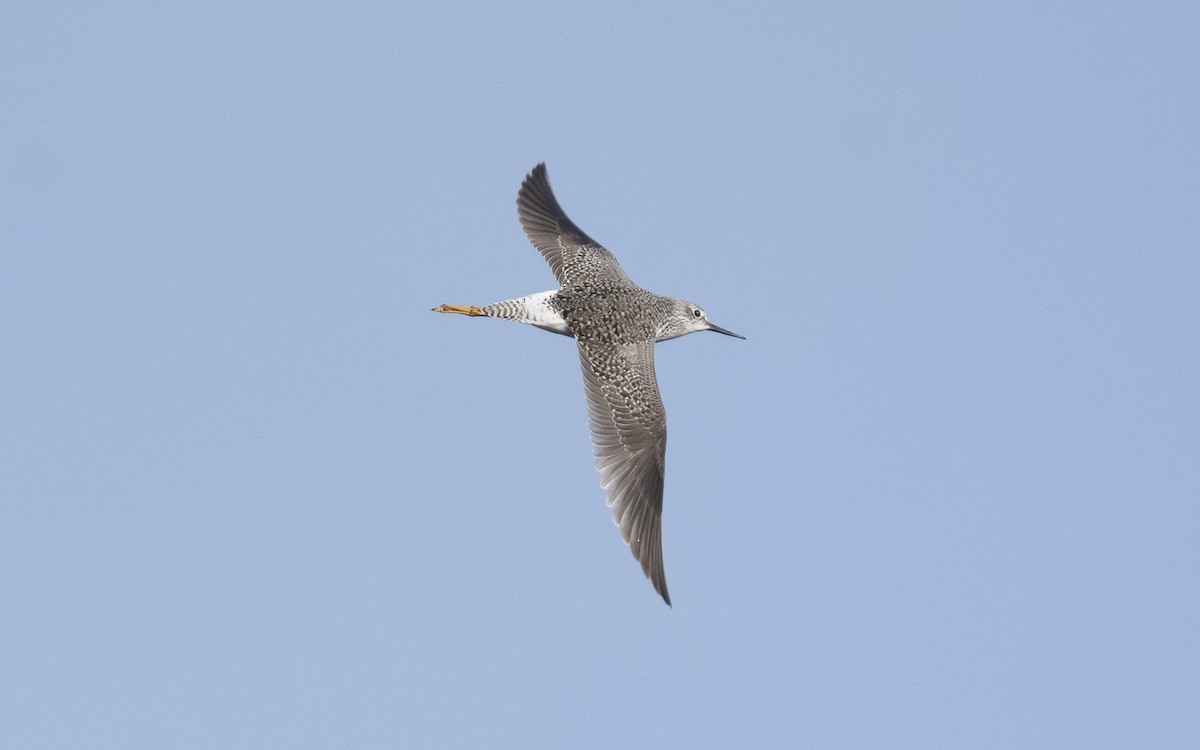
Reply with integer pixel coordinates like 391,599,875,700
483,290,572,336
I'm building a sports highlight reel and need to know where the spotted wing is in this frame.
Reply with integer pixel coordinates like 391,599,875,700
577,339,670,605
517,163,632,287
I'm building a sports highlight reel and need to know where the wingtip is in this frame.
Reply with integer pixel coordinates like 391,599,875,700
519,163,550,199
647,544,671,607
524,161,548,185
654,573,672,607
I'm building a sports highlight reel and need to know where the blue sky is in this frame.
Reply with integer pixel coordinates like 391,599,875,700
3,2,1198,747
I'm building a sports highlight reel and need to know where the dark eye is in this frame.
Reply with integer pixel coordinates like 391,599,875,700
693,309,703,318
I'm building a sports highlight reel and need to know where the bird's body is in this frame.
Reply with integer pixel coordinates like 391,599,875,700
434,164,742,606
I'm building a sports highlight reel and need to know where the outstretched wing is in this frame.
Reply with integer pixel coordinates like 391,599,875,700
576,339,670,605
517,163,632,287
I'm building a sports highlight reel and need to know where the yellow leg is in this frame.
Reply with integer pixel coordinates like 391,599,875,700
433,304,487,316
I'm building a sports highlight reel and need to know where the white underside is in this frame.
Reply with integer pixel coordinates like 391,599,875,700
508,290,571,335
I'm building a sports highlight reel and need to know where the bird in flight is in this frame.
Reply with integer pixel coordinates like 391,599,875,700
434,163,743,605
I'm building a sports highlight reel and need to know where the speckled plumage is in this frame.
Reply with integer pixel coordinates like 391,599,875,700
435,163,743,606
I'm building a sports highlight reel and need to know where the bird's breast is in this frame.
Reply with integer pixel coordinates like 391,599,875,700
553,286,657,344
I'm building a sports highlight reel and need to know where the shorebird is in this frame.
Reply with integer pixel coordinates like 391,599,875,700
434,163,743,605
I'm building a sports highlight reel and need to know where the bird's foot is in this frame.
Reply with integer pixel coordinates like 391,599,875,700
433,304,487,316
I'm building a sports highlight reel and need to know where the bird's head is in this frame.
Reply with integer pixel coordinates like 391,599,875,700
657,298,745,342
